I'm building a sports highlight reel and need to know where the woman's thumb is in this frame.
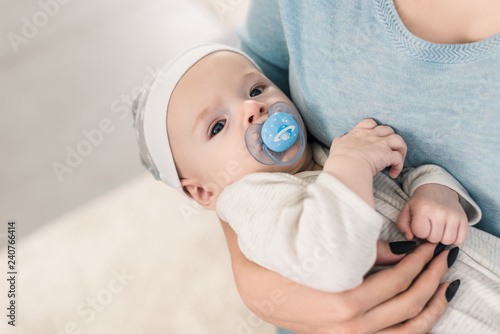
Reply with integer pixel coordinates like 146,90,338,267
375,240,417,265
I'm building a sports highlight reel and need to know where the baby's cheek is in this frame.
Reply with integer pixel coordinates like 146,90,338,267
237,142,257,164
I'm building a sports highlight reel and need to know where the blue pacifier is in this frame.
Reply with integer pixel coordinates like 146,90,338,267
245,101,306,166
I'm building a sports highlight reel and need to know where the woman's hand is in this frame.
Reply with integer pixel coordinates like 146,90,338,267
221,220,457,334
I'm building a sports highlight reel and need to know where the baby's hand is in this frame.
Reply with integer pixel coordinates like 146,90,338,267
328,119,407,178
396,184,468,245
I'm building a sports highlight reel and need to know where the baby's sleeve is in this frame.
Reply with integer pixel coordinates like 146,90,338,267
397,165,482,225
217,172,383,292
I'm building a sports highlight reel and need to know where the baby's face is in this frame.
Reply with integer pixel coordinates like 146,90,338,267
167,51,309,209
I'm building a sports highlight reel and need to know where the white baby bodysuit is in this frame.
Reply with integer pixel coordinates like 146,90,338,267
217,142,480,292
217,142,499,333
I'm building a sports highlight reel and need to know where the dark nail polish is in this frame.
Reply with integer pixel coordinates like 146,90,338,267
447,247,459,268
446,279,461,302
433,243,446,258
389,241,417,255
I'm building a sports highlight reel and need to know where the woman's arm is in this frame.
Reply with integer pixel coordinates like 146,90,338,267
221,220,455,334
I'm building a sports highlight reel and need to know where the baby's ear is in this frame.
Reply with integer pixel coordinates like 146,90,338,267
181,179,216,210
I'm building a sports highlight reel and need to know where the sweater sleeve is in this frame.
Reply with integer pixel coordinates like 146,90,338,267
217,172,383,292
397,165,482,225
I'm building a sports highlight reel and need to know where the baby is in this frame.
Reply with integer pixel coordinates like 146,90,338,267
132,44,500,333
132,44,481,292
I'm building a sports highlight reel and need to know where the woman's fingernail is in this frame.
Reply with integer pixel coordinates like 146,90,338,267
389,241,417,254
447,247,460,268
433,243,446,257
446,279,461,302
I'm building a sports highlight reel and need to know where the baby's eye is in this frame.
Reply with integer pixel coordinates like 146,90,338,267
210,120,226,137
250,86,264,97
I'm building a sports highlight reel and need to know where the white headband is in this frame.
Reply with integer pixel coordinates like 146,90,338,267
132,44,261,195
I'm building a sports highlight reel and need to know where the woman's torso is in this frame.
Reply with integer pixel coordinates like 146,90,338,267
271,0,500,235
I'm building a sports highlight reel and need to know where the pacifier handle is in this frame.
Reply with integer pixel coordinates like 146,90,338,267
245,101,306,166
263,130,305,166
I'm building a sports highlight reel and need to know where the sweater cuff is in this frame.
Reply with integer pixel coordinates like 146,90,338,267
406,173,482,225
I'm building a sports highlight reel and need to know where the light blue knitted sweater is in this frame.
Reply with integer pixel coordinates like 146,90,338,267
239,0,500,237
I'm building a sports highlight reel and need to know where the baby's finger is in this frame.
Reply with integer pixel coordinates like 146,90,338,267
396,204,414,241
331,134,345,146
386,134,407,160
373,125,395,137
384,134,406,178
388,150,406,178
455,220,468,245
427,217,446,243
441,218,460,245
354,118,378,130
410,213,432,240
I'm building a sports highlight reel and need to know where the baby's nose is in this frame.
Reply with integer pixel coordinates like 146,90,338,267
242,101,266,125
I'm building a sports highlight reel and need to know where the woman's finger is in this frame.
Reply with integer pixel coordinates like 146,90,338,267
343,243,443,315
375,240,413,266
356,248,450,332
376,282,453,334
